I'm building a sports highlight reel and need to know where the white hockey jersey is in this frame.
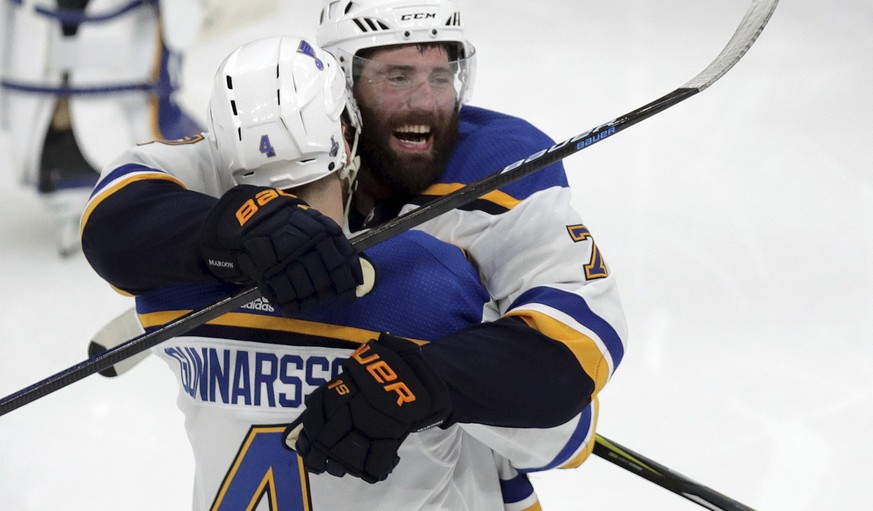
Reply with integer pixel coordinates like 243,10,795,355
81,104,627,510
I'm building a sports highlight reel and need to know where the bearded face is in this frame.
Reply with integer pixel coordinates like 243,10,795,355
355,97,459,198
353,44,462,198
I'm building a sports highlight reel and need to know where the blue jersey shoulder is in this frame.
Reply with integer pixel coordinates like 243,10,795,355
135,230,489,343
302,230,488,340
441,105,569,200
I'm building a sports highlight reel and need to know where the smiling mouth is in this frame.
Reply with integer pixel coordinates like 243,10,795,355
393,124,432,150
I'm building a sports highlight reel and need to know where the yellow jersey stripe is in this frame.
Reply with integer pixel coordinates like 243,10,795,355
422,183,521,210
559,397,599,469
138,310,426,346
507,309,611,393
80,172,187,234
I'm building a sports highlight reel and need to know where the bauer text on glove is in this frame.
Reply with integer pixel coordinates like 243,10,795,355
286,333,451,484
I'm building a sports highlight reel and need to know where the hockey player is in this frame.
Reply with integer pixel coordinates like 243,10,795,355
287,0,629,494
80,36,554,510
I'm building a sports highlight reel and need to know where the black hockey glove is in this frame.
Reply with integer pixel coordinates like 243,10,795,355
200,185,363,316
286,333,451,484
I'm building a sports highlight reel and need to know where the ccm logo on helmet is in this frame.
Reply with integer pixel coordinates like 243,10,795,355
352,343,417,406
400,12,436,20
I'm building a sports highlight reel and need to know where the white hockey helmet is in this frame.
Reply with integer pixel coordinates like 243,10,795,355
207,36,355,190
316,0,476,118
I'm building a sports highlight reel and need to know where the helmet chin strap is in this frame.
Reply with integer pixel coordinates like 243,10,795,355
340,124,362,231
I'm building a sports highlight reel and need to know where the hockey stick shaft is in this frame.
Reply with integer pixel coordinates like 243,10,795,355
356,0,778,249
594,435,756,511
0,0,778,417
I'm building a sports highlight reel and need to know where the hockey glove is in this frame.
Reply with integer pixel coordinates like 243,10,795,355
287,333,451,484
200,185,363,316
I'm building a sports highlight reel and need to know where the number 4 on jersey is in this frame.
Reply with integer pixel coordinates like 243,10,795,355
211,426,312,511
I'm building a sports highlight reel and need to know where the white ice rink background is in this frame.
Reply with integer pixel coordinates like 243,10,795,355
1,1,871,510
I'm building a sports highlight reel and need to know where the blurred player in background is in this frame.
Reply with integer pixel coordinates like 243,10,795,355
0,0,280,255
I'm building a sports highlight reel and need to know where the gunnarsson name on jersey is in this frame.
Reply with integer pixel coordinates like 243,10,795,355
164,345,345,408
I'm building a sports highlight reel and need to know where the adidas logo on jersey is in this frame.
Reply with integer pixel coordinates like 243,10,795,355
240,297,275,313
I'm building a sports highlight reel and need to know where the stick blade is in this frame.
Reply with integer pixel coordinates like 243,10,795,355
684,0,780,91
87,307,148,377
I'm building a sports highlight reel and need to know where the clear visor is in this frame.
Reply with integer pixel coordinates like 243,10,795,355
348,43,476,109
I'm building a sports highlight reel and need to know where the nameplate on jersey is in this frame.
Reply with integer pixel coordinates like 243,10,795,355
160,339,347,409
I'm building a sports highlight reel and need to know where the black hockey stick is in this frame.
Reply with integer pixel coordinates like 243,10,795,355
0,0,779,417
594,435,756,511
